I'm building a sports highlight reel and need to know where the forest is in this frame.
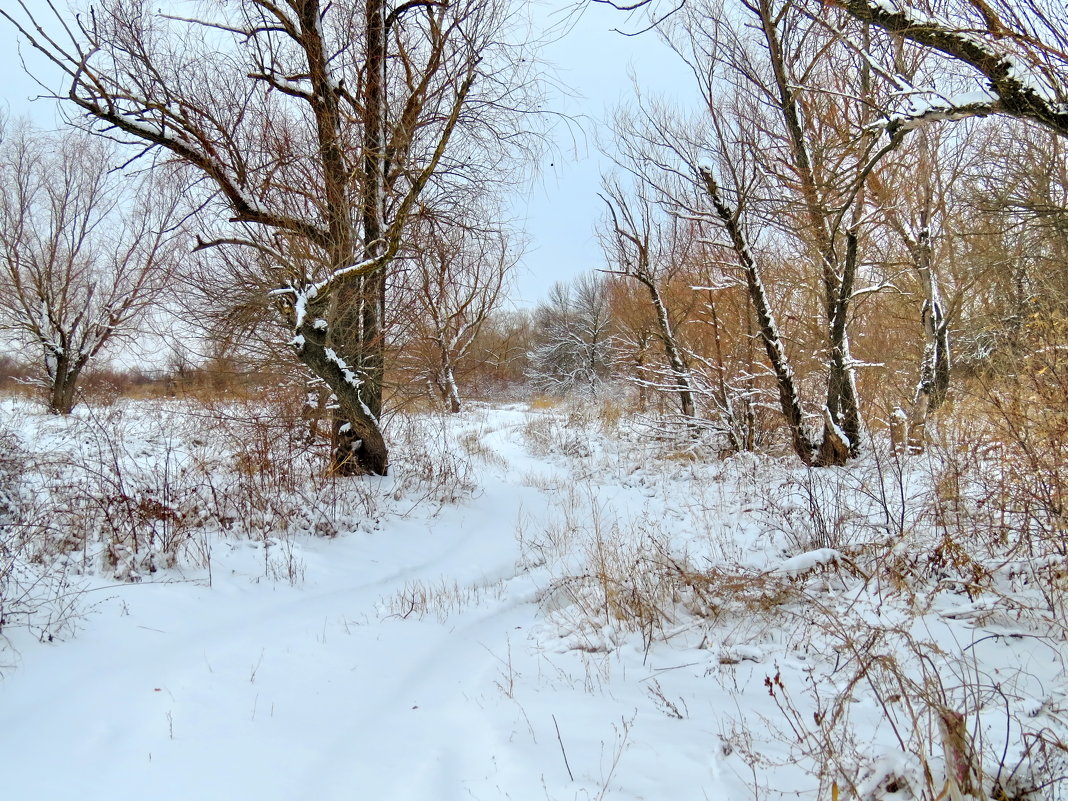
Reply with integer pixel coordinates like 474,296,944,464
0,1,1066,799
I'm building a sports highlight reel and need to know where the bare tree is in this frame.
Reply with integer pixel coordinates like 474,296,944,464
609,0,905,464
398,215,516,413
3,0,541,475
0,122,181,414
528,273,617,396
600,176,697,421
866,126,978,450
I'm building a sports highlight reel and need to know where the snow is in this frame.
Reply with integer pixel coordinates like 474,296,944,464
775,547,844,577
2,398,1067,800
324,347,362,388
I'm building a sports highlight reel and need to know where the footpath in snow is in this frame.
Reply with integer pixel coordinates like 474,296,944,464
2,401,1066,801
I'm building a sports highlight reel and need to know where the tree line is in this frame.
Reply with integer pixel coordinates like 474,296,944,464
1,0,1065,472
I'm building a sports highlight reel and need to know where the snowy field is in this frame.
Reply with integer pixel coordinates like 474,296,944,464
1,397,1066,800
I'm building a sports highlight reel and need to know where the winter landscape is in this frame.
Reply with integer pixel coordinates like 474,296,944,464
1,1,1067,800
2,393,1067,801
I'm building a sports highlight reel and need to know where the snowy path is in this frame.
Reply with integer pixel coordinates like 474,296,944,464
3,408,724,801
5,403,1066,800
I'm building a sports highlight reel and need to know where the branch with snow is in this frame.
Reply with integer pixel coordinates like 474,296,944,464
831,0,1068,137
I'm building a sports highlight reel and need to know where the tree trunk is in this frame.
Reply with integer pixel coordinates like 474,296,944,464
758,0,863,464
823,229,863,461
707,297,748,453
316,0,390,475
701,169,820,465
440,365,461,414
906,298,951,453
302,0,389,476
645,278,696,420
297,311,388,476
49,373,77,415
906,225,951,453
46,352,84,415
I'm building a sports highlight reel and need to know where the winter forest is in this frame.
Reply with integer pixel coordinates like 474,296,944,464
1,0,1067,798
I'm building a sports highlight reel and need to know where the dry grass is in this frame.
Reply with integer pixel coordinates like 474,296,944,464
379,575,507,622
528,395,560,411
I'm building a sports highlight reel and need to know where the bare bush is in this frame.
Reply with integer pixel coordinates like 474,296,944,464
0,425,84,655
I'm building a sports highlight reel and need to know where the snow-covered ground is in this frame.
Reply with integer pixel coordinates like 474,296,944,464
1,398,1066,800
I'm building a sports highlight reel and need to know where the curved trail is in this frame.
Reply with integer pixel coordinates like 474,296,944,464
1,408,730,800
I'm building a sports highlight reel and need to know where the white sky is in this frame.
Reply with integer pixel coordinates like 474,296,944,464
0,1,693,310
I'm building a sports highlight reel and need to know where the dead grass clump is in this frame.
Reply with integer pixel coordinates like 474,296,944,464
385,411,477,509
934,313,1068,562
746,607,1068,801
2,396,370,584
520,409,592,458
380,576,506,622
539,513,821,654
458,428,506,469
0,427,85,650
528,395,560,411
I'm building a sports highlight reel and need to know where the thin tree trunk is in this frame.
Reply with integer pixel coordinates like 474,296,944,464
438,346,462,413
706,298,746,453
758,0,862,463
639,275,696,420
700,169,819,464
907,224,951,452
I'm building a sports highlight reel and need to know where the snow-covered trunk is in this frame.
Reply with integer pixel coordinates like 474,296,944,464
437,342,462,414
906,225,951,452
645,277,696,420
300,0,388,476
326,272,388,474
297,311,389,476
41,334,87,415
319,0,388,475
444,372,461,415
46,352,83,415
633,337,649,413
700,169,818,464
821,229,863,465
759,0,862,465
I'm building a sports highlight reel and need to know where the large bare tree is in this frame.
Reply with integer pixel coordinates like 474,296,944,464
0,122,182,414
3,0,540,474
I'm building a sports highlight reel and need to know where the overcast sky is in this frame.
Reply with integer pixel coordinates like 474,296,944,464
0,1,693,311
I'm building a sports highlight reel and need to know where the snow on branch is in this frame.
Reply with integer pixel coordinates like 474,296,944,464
831,0,1068,137
285,255,382,330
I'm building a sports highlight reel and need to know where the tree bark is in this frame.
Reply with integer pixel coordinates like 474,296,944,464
906,227,951,452
297,314,388,476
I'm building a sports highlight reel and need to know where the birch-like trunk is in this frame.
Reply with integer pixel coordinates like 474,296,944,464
437,343,462,413
906,225,951,452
